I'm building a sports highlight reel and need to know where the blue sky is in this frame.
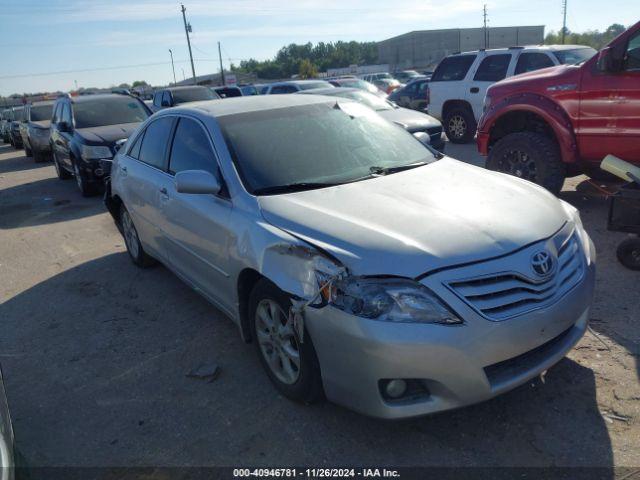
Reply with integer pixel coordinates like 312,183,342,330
0,0,637,95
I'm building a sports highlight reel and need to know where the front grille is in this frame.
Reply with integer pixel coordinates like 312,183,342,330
447,234,584,321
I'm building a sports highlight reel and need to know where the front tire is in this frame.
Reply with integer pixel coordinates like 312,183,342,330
249,279,323,404
616,238,640,271
53,151,72,179
72,159,98,197
24,145,32,157
486,132,566,195
444,107,477,144
120,205,156,268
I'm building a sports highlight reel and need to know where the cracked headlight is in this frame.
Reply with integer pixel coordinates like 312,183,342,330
319,276,462,325
81,145,113,160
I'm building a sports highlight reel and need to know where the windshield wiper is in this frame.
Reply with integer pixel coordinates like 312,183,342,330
369,161,430,176
253,182,341,195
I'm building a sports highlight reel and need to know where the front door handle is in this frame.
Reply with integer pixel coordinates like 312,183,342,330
470,87,480,93
160,187,168,195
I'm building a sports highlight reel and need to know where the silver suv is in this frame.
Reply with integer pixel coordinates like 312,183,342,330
106,95,595,419
428,45,597,143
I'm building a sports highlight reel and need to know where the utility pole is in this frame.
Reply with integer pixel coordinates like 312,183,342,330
218,41,226,86
181,4,197,84
561,0,568,44
483,4,488,49
169,49,177,85
181,68,186,81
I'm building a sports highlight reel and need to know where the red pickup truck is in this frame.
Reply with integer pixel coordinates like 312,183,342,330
478,21,640,194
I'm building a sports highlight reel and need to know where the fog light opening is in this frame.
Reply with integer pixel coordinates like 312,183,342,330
385,379,407,399
379,379,431,403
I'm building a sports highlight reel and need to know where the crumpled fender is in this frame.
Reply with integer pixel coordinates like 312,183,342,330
479,93,579,163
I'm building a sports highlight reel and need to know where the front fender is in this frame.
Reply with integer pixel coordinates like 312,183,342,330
478,93,578,163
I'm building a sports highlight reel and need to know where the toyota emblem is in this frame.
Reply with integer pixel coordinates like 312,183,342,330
531,250,555,277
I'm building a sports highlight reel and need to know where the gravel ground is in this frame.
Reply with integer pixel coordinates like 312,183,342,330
0,141,638,475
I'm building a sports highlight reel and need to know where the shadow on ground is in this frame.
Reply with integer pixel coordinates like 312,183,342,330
0,144,51,175
0,252,614,472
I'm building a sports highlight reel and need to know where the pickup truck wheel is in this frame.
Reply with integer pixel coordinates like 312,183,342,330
249,279,323,404
487,132,566,195
616,238,640,271
120,205,156,268
444,107,476,144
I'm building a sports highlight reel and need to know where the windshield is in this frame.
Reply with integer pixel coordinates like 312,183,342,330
30,104,53,121
328,90,393,111
553,48,598,65
220,102,433,194
13,107,24,121
298,81,334,91
172,87,217,104
74,97,149,128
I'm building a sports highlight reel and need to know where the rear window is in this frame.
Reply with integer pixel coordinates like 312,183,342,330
29,104,53,121
552,48,598,65
73,98,149,128
431,55,477,81
473,54,511,82
215,87,242,98
171,87,218,104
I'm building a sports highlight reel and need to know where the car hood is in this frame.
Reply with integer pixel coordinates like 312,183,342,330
378,108,441,132
75,122,140,144
258,158,568,278
29,120,51,129
488,64,581,96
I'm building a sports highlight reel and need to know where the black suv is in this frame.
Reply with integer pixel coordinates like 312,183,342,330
151,85,218,111
20,101,54,162
50,94,151,196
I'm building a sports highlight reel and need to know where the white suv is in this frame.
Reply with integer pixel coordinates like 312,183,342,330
427,45,596,143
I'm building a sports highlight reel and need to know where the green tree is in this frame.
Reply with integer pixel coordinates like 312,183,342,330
132,80,149,88
298,59,318,79
545,23,627,50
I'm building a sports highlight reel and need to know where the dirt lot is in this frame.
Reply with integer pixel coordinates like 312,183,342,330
0,141,638,475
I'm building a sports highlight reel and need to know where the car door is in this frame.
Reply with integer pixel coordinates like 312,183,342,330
466,53,512,121
119,116,175,259
158,116,235,312
54,103,74,170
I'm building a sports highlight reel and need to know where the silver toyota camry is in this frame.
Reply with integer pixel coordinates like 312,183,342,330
106,95,596,419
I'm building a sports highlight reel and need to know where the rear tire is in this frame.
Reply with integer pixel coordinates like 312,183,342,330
616,238,640,271
444,106,477,144
249,278,323,404
120,204,156,268
486,132,566,195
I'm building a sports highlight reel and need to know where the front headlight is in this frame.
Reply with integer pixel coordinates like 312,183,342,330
560,200,593,264
81,145,113,160
319,275,461,325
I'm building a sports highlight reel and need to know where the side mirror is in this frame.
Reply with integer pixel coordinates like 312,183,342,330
114,138,127,153
58,121,71,133
413,131,431,146
175,170,221,195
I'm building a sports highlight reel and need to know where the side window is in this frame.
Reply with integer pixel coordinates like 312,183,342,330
626,32,640,71
515,52,555,75
153,92,162,107
271,85,296,94
431,55,477,81
61,104,73,124
404,82,418,94
417,81,429,94
138,117,174,169
127,131,144,159
474,54,511,82
162,91,172,106
168,118,219,177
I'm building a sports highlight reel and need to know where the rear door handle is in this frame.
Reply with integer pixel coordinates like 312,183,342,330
160,187,168,196
470,87,480,93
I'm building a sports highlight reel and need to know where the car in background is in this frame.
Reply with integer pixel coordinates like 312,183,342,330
392,70,421,83
151,86,219,112
388,77,430,111
265,80,335,94
299,87,445,152
327,77,387,98
8,107,24,149
239,85,259,96
360,72,393,83
105,95,595,419
50,93,151,196
254,84,270,95
20,101,54,162
372,78,403,95
0,362,15,480
214,86,243,98
0,109,12,144
428,44,597,143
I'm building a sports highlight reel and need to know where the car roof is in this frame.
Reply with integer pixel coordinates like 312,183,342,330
165,85,209,92
165,94,339,118
30,100,55,106
268,80,331,87
66,93,134,104
450,44,592,56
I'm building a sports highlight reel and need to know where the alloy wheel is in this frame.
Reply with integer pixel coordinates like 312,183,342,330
121,210,140,260
498,149,538,181
255,299,300,385
448,115,467,139
73,163,83,191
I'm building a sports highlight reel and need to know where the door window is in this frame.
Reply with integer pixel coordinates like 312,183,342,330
270,85,297,94
474,54,511,82
153,92,162,107
127,131,144,159
162,91,172,106
431,55,477,81
61,104,73,125
625,32,640,71
515,52,555,75
168,117,219,177
138,117,174,169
